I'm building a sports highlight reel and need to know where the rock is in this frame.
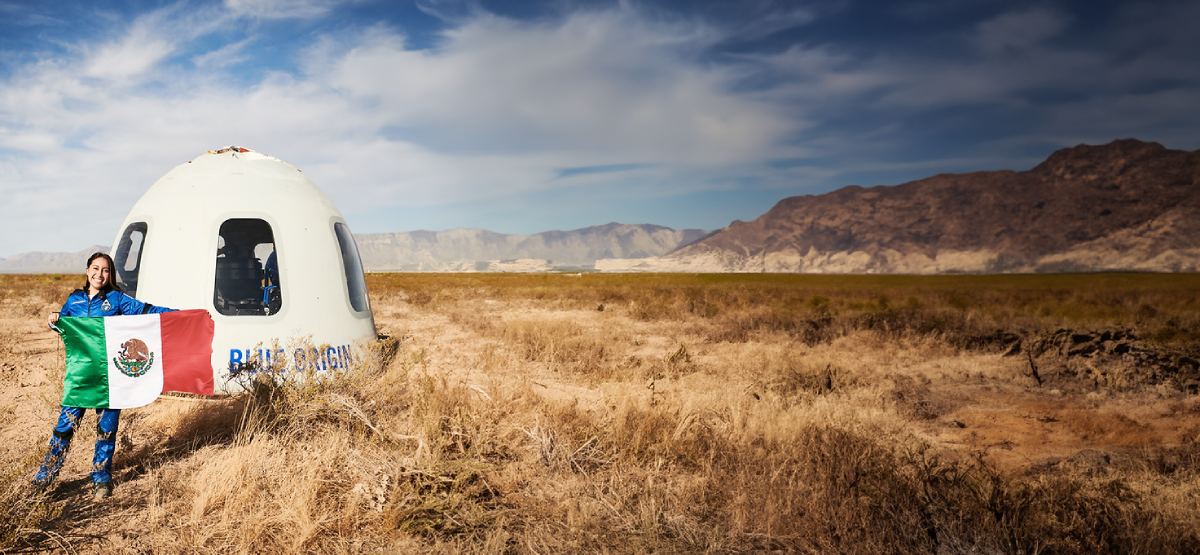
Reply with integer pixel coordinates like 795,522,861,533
657,139,1200,273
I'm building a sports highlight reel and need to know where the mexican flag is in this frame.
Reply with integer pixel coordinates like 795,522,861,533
59,309,215,409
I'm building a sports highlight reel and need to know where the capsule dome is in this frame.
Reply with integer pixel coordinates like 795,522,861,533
110,147,376,393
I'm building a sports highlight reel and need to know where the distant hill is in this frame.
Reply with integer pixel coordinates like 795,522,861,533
9,139,1199,275
355,223,706,271
599,139,1200,273
0,225,706,273
0,245,108,274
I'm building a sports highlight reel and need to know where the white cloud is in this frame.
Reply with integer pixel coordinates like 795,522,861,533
80,4,239,81
320,11,794,165
192,37,256,69
973,7,1068,55
84,26,176,80
0,4,807,256
726,1,817,41
224,0,346,20
0,128,60,152
751,7,1106,111
412,0,475,24
3,2,1197,257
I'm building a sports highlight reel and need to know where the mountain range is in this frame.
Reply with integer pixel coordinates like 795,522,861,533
0,225,705,273
603,139,1200,273
355,223,706,271
4,139,1196,274
0,245,109,274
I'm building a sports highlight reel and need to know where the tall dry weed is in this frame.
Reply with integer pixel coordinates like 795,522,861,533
378,272,1200,352
589,401,1200,552
0,449,65,552
132,337,524,552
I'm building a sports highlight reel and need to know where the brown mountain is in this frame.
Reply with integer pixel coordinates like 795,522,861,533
600,139,1200,273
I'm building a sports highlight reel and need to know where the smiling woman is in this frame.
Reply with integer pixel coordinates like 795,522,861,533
34,252,177,501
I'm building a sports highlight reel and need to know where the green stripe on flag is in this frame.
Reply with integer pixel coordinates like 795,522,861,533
60,317,110,408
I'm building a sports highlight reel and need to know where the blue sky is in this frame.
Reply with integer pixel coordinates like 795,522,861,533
1,0,1198,256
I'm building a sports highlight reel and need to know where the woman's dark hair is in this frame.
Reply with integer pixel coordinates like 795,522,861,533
83,252,122,293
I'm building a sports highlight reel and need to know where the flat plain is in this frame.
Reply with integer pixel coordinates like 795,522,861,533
2,272,1199,553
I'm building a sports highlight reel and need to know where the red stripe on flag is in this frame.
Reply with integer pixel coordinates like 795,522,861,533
160,309,215,396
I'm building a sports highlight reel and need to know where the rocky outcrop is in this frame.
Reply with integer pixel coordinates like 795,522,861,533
612,139,1200,273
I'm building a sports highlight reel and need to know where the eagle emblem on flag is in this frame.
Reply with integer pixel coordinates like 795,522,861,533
113,338,155,378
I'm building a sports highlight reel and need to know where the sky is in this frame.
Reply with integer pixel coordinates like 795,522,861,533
1,0,1198,257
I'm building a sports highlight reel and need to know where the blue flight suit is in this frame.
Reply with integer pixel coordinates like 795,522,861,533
264,251,279,287
262,251,280,307
34,288,174,488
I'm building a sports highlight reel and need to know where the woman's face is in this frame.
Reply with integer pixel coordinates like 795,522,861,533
86,258,111,293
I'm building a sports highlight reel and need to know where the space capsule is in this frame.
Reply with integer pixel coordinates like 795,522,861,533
110,147,377,393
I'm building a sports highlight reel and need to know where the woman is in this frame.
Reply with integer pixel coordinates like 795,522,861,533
34,252,175,500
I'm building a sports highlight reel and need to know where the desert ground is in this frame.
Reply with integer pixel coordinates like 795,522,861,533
2,273,1199,553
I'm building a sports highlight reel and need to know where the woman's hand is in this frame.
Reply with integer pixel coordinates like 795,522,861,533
48,312,59,325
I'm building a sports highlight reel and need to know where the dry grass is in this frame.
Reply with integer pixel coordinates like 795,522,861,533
380,272,1200,350
1,273,1199,552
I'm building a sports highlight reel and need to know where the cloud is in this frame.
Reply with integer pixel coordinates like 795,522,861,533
0,1,65,26
0,3,809,255
81,4,238,81
1,1,1198,256
756,2,1192,117
223,0,345,20
320,11,795,165
84,26,176,80
701,0,819,42
973,7,1068,54
413,0,476,24
192,37,256,69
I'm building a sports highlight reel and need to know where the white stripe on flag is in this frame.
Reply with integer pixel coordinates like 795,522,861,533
105,313,164,409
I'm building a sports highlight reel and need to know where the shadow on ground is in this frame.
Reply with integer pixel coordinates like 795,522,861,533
10,398,247,552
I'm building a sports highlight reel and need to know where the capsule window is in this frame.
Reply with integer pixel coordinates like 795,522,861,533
114,222,147,297
334,222,369,313
214,218,281,316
